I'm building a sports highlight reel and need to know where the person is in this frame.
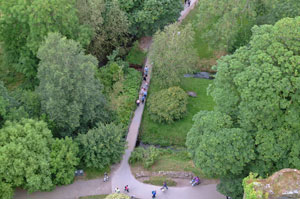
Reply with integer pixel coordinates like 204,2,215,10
115,187,120,193
124,185,129,192
163,181,168,190
136,99,140,106
143,90,147,97
192,176,200,186
188,0,191,6
142,95,145,104
144,66,148,77
152,190,157,198
103,172,109,182
143,75,147,81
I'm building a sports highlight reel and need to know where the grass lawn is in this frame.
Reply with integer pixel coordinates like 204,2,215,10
143,176,177,186
83,166,110,180
140,78,214,147
79,195,108,199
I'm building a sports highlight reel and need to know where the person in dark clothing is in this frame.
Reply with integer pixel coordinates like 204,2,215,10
163,181,168,190
124,185,129,192
152,190,156,198
188,0,191,6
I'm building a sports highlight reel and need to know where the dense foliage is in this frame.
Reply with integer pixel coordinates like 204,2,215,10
195,0,300,52
37,33,110,136
187,17,300,198
148,87,188,123
118,0,183,36
0,0,90,80
150,23,197,88
77,0,130,63
76,122,126,169
129,146,162,168
0,119,79,197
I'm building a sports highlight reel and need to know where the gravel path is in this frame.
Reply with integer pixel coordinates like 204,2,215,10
14,1,224,198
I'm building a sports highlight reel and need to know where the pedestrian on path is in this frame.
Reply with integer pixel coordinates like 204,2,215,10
136,99,140,106
188,0,191,7
115,187,120,193
163,181,168,190
143,75,147,81
124,185,129,192
142,95,145,104
152,190,157,198
144,66,148,77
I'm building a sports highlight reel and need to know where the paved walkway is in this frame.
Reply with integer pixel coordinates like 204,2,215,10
14,1,224,198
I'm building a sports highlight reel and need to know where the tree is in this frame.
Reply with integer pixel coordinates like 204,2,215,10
118,0,183,36
0,119,79,195
0,0,91,80
50,137,79,186
37,32,111,136
148,87,188,123
0,119,53,192
188,17,300,198
186,111,255,177
150,23,197,88
76,122,126,169
77,0,130,63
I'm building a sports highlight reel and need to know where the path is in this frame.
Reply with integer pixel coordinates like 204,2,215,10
14,1,224,198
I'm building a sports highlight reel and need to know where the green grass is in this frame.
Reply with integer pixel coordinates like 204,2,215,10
143,176,177,186
140,78,215,147
84,166,110,180
125,41,147,66
79,195,108,199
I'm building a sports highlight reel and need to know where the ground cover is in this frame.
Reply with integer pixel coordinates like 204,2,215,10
143,176,177,186
77,166,110,180
140,78,214,147
79,195,108,199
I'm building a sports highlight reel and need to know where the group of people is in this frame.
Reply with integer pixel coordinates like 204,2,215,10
114,185,129,194
184,0,191,7
136,66,149,106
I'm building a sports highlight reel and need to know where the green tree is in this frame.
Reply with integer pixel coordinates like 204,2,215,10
148,87,188,123
76,122,126,169
0,119,79,195
0,119,53,192
50,137,79,185
188,17,300,198
77,0,130,63
118,0,183,36
37,32,110,136
150,23,197,88
0,0,91,80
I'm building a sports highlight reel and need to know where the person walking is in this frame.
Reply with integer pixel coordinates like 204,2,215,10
136,99,140,106
115,187,120,193
163,181,168,190
144,66,149,77
152,190,157,198
188,0,191,7
124,185,129,192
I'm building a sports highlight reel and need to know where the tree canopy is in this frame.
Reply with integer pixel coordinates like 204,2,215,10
76,122,126,169
187,17,300,198
0,119,79,196
150,23,197,88
37,32,111,136
0,0,91,80
118,0,183,36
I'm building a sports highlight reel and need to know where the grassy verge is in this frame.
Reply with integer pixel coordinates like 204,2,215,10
79,195,108,199
84,166,110,180
140,78,214,147
144,176,177,186
126,41,147,66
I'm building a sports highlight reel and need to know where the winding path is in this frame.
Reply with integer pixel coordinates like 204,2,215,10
14,1,224,198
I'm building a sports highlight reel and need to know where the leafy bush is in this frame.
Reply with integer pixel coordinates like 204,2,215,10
105,193,130,199
129,146,162,168
125,41,146,66
148,87,188,123
76,122,126,169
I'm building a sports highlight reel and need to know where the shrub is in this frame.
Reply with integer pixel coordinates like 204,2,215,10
148,87,188,123
105,193,130,199
125,41,146,66
76,122,126,169
129,146,162,168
